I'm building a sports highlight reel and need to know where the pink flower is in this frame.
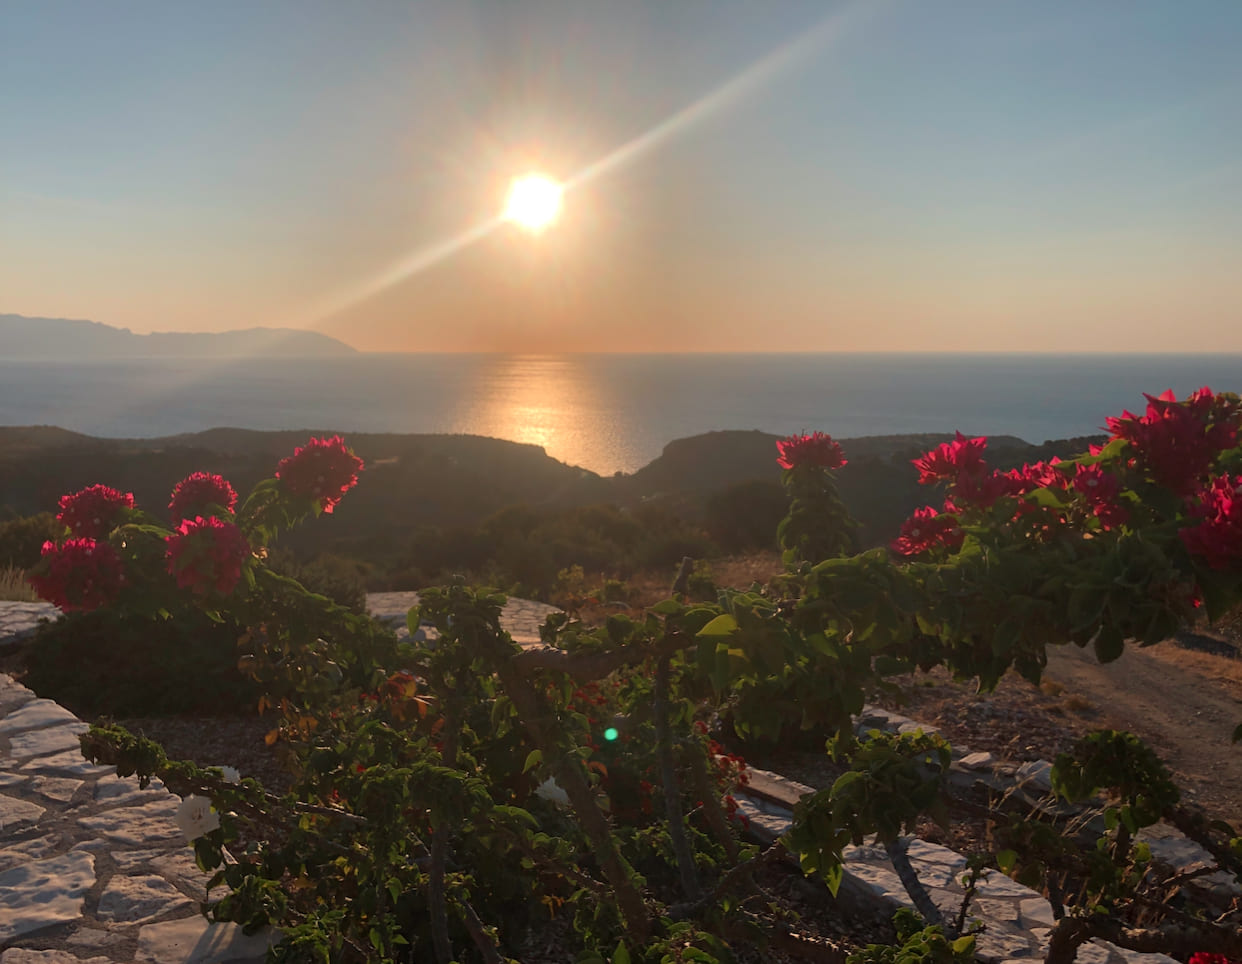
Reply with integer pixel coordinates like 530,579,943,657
165,516,251,596
946,469,1023,511
169,472,238,523
890,506,964,557
913,432,988,485
29,538,126,611
275,435,364,513
1188,954,1240,964
57,485,135,539
776,432,847,470
1071,464,1128,529
1105,387,1240,495
1179,474,1242,570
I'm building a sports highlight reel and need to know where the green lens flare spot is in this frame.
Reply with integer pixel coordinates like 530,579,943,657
603,727,619,742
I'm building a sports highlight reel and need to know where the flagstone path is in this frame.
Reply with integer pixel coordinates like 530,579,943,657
0,598,1230,963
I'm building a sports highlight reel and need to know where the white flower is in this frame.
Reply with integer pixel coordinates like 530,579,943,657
534,776,570,808
176,794,221,841
216,766,241,784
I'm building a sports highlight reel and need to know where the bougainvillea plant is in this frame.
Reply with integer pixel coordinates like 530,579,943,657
29,392,1242,964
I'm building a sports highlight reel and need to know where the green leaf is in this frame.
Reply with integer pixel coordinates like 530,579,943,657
996,849,1017,874
522,749,542,774
650,598,685,615
822,862,844,898
697,613,738,638
612,941,632,964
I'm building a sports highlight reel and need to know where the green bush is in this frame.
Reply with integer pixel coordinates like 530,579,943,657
704,479,787,552
267,550,370,613
24,606,259,718
0,512,61,568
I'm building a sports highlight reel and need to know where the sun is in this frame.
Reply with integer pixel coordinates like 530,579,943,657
502,173,564,233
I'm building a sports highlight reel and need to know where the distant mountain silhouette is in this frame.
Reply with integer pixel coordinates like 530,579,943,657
0,314,355,359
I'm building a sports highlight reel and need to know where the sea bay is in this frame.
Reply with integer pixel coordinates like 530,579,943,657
2,353,1240,476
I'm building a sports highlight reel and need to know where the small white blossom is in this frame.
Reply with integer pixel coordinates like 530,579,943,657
216,766,241,784
176,794,221,841
534,777,570,807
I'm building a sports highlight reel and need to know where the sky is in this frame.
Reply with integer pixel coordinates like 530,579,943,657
3,0,1241,353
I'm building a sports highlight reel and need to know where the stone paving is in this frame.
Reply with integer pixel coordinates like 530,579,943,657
0,593,557,963
732,702,1236,964
0,598,1232,963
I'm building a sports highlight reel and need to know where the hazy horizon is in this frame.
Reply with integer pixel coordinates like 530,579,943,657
4,2,1241,353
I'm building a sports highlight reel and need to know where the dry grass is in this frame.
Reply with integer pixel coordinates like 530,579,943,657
0,565,37,602
1146,644,1242,698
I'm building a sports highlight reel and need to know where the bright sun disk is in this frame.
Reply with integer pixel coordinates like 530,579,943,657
503,173,563,233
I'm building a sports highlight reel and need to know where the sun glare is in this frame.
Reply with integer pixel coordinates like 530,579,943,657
503,173,564,233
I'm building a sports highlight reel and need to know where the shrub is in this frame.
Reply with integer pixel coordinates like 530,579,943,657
0,512,61,568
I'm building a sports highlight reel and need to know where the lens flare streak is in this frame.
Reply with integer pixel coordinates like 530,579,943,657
311,2,873,324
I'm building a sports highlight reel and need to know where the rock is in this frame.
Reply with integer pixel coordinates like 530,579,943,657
97,872,193,924
0,700,80,736
94,773,169,808
732,797,790,844
960,751,995,770
0,850,96,942
5,723,89,760
973,870,1039,900
28,775,84,803
20,748,114,778
0,951,113,964
135,915,278,964
1019,896,1056,928
0,793,46,832
77,797,182,847
1014,759,1053,792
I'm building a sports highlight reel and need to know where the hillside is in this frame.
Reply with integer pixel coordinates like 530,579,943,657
0,314,355,358
0,424,1103,542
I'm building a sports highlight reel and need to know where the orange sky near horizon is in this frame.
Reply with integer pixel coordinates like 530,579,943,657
4,2,1241,354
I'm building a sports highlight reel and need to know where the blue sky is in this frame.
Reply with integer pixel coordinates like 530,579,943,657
3,1,1240,351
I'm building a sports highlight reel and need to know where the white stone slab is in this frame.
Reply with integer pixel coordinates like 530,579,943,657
973,870,1040,899
28,775,84,803
1015,759,1053,792
0,794,46,832
151,849,211,902
113,847,175,870
960,751,995,770
906,837,968,869
844,860,906,900
1019,896,1056,928
77,798,182,847
0,850,96,942
136,915,278,964
65,926,131,950
94,773,168,807
0,676,36,714
0,951,112,964
0,699,80,736
20,748,114,778
97,872,193,924
0,833,59,871
5,722,88,760
1076,940,1118,964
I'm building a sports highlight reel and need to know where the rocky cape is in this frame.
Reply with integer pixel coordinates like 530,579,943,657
0,314,354,359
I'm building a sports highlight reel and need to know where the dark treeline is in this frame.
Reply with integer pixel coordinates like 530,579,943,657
0,426,1104,601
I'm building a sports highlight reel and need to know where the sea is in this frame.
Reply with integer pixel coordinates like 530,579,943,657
2,353,1240,476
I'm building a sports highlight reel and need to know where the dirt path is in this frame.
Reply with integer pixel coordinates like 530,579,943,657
1043,642,1242,825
